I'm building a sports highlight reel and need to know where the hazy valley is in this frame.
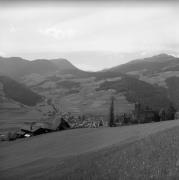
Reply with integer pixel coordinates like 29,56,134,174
0,53,179,132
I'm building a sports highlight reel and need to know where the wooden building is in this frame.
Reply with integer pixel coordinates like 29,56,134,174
133,103,158,123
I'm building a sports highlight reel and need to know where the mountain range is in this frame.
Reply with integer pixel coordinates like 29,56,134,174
0,56,78,79
0,53,179,131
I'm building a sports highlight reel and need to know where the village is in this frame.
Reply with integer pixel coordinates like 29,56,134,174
1,97,178,141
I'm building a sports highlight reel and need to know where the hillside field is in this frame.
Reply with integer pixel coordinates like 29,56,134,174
1,120,179,179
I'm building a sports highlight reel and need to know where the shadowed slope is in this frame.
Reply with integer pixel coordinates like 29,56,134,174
0,76,42,106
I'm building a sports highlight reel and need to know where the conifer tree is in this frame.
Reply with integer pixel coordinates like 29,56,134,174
109,96,115,127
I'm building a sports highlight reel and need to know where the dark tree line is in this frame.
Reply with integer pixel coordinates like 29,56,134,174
108,96,177,127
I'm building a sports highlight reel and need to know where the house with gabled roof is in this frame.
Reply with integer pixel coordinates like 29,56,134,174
20,117,70,137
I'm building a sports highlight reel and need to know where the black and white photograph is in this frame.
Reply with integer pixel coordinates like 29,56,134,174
0,0,179,179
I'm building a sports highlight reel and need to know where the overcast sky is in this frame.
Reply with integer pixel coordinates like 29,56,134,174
0,1,179,70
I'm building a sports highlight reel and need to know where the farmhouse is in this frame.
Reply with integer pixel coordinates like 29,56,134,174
21,124,50,136
175,112,179,119
20,117,70,137
133,102,157,123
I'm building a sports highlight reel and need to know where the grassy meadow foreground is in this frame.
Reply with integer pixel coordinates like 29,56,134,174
1,120,179,179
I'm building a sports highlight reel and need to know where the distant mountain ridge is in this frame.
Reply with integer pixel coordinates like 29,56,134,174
0,56,77,79
109,53,179,74
1,53,178,78
0,53,179,113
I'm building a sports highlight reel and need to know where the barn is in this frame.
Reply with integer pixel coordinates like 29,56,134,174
20,117,71,137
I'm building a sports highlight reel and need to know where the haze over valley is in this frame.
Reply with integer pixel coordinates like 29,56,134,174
0,53,179,132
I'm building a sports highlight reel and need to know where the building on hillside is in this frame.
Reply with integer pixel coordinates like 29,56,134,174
20,117,70,137
175,112,179,119
21,125,50,136
132,102,158,123
57,118,71,130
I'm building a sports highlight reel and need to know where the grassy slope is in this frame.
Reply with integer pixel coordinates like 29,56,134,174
57,125,179,180
1,120,179,179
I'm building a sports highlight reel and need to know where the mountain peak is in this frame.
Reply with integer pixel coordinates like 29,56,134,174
152,53,173,58
143,53,175,63
0,56,78,78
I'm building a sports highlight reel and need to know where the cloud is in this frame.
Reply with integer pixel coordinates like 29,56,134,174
38,10,100,40
39,26,76,40
0,3,178,69
9,25,17,33
0,51,6,57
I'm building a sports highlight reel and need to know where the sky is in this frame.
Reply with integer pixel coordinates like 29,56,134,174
0,1,179,70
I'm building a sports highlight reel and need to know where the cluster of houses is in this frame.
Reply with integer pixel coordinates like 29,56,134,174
18,118,70,138
1,101,178,141
0,114,105,141
0,117,71,141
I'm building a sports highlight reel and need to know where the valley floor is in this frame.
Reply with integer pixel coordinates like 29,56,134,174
1,120,179,179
